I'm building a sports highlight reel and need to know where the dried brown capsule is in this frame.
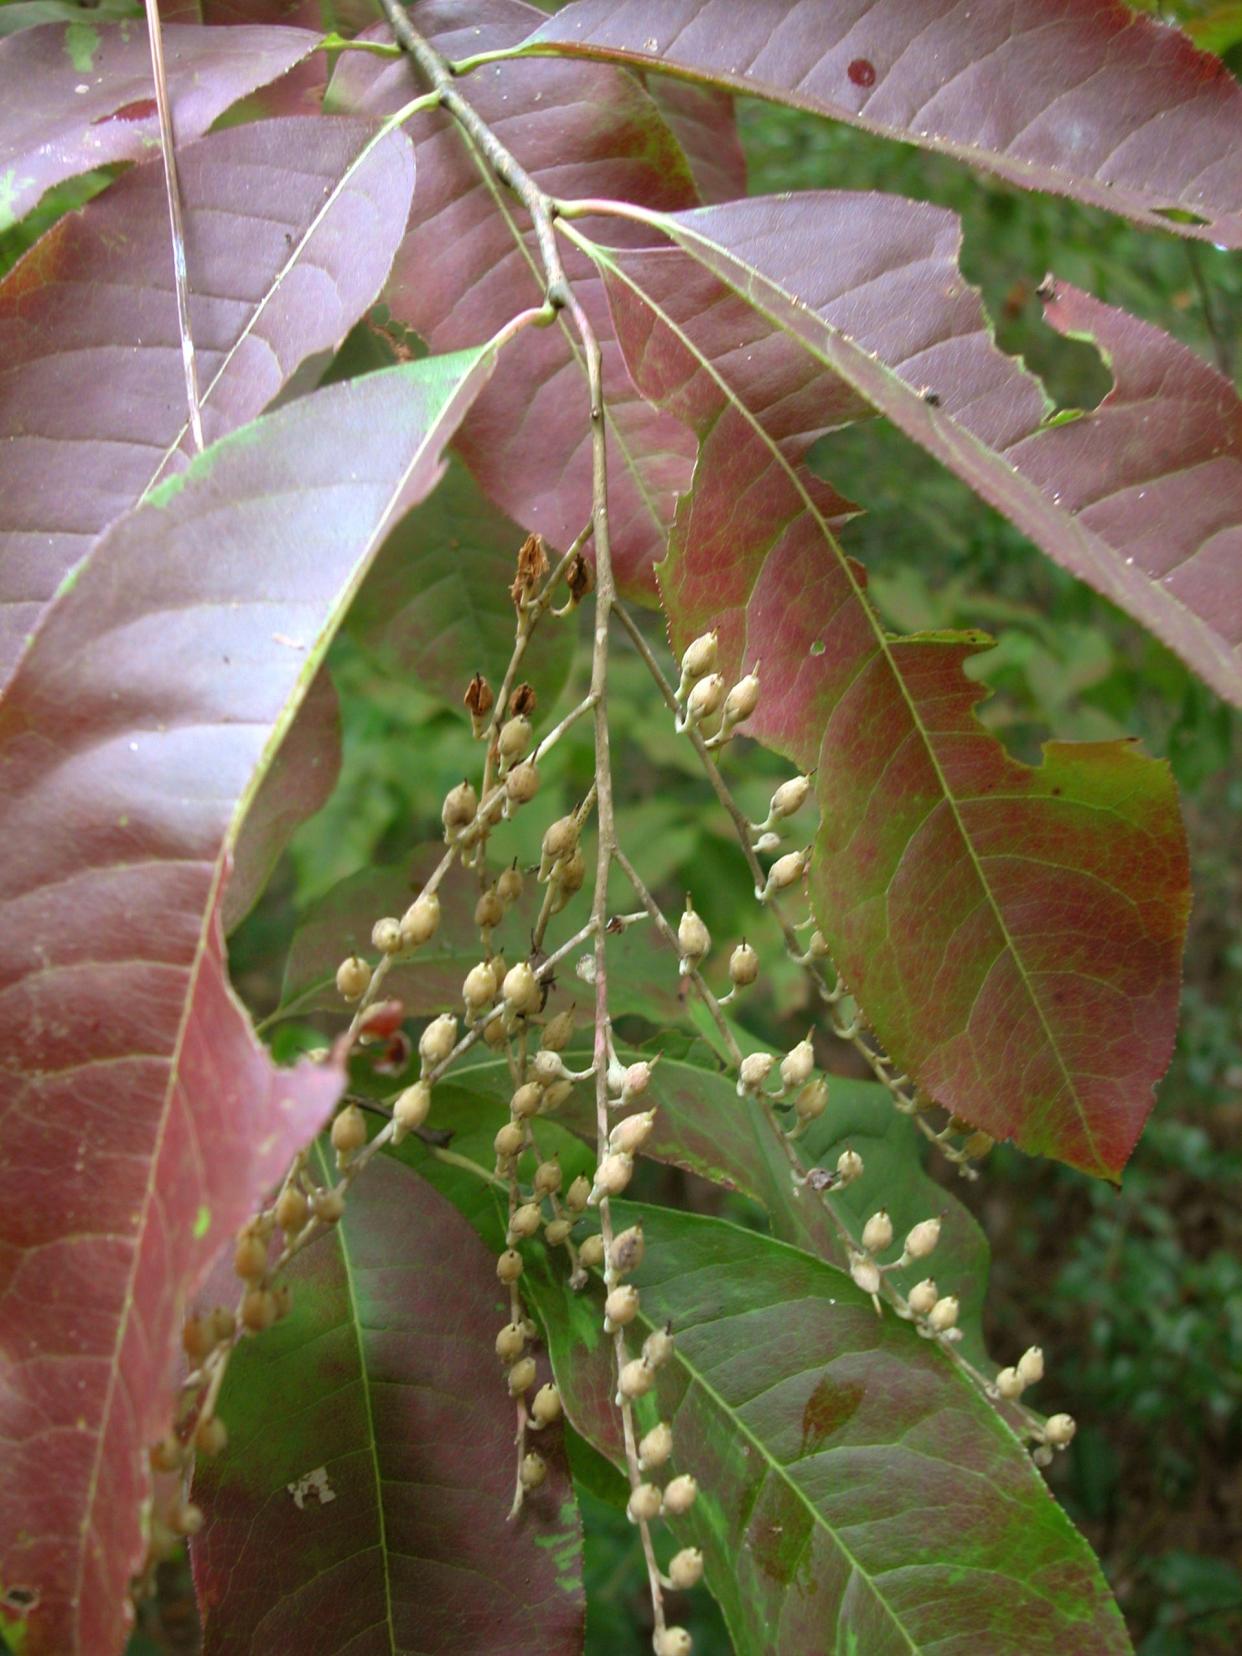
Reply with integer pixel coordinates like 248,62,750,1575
275,1185,309,1235
241,1287,277,1333
330,1103,367,1159
441,779,478,833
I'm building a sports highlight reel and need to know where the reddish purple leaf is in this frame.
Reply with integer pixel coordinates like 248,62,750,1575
600,247,1190,1178
0,351,501,1655
0,113,416,693
520,0,1242,246
192,1149,584,1655
0,21,317,228
329,0,701,596
605,193,1242,708
641,77,746,205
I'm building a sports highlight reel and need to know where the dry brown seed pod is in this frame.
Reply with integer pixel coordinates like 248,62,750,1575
210,1306,236,1343
540,1008,576,1052
442,778,478,832
314,1188,346,1225
474,888,505,930
331,1103,367,1159
335,955,371,1003
498,715,532,764
505,759,540,803
463,671,494,731
241,1287,278,1333
511,533,549,604
275,1185,309,1235
496,864,524,905
182,1313,215,1360
233,1233,268,1283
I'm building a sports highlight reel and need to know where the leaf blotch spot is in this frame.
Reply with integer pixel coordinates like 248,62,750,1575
809,640,826,656
799,1375,864,1457
92,98,159,126
847,58,877,88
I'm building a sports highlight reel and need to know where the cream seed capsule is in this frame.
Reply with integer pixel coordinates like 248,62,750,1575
498,714,532,763
928,1295,960,1332
509,1203,543,1240
565,1174,592,1213
610,1224,645,1276
849,1254,881,1295
241,1287,277,1332
638,1422,673,1470
862,1210,894,1254
496,864,524,905
808,929,831,958
738,1051,775,1093
686,672,726,722
463,962,495,1014
520,1451,547,1490
540,1008,576,1051
474,888,505,931
497,1249,524,1284
1044,1413,1077,1448
503,961,541,1016
494,1121,525,1158
531,1382,562,1426
795,1078,829,1122
724,669,760,725
419,1013,458,1069
729,940,760,987
507,1355,536,1396
505,759,540,803
995,1366,1024,1400
668,1548,704,1590
609,1110,656,1155
401,890,441,947
642,1327,675,1369
482,1016,508,1050
766,848,809,896
496,1323,526,1363
233,1231,268,1283
1017,1346,1045,1387
662,1473,698,1516
618,1358,655,1399
532,1049,567,1087
335,955,371,1002
543,1079,574,1112
392,1082,431,1139
605,1285,641,1327
442,779,478,832
678,900,711,967
331,1104,367,1159
771,774,811,820
907,1278,938,1317
656,1629,693,1656
275,1185,309,1235
511,1082,544,1119
681,630,718,681
195,1416,228,1457
780,1036,815,1091
544,1218,572,1247
904,1218,941,1259
627,1482,662,1523
590,1152,634,1201
314,1188,345,1224
540,814,579,870
371,917,403,954
836,1148,864,1183
533,1160,562,1196
577,1233,606,1270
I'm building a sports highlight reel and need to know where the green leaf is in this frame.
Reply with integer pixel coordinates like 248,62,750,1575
192,1147,586,1653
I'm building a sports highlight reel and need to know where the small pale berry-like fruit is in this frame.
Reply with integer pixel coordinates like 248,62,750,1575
474,887,505,930
995,1366,1024,1400
622,1060,653,1099
962,1129,995,1160
681,630,718,682
662,1473,698,1516
496,1323,526,1363
836,1148,864,1183
577,1233,606,1270
618,1358,655,1399
331,1104,367,1158
534,1160,562,1196
770,774,811,819
511,1081,543,1119
242,1287,277,1332
335,955,371,1002
1044,1412,1077,1448
498,714,532,763
195,1415,228,1457
497,865,524,905
724,669,760,725
541,814,579,866
655,1628,693,1656
729,940,760,987
540,1008,576,1051
904,1218,941,1259
678,900,711,965
482,1016,508,1050
494,1121,524,1159
609,1110,656,1155
509,1203,543,1240
182,1314,215,1360
1017,1346,1045,1387
419,1013,458,1068
780,1036,815,1091
808,929,831,958
565,1175,591,1213
767,848,808,893
610,1224,645,1276
520,1451,547,1490
531,1382,562,1426
928,1295,960,1332
401,890,441,947
442,778,478,832
507,1356,537,1397
668,1548,704,1590
532,1048,567,1087
795,1078,829,1122
907,1278,938,1317
627,1482,662,1523
849,1254,881,1295
739,1051,775,1093
592,1151,634,1199
642,1326,675,1368
210,1306,236,1343
275,1185,309,1235
233,1232,268,1283
394,1082,431,1135
372,917,403,954
862,1210,893,1254
314,1188,346,1224
463,961,496,1014
544,1217,572,1247
638,1422,673,1470
150,1433,185,1472
503,961,541,1016
686,671,725,722
605,1285,641,1327
506,759,540,803
172,1501,204,1537
497,1249,524,1284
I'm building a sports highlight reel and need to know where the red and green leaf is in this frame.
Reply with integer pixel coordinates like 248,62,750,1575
593,241,1189,1178
192,1147,585,1655
0,113,416,690
0,20,317,228
0,350,501,1655
519,0,1242,245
